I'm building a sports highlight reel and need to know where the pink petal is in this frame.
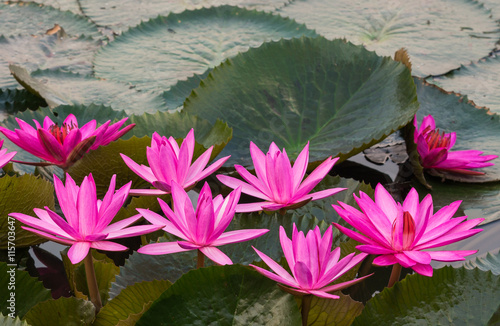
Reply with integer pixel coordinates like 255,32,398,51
67,242,91,264
427,250,477,262
136,208,185,240
356,245,395,255
308,290,340,300
77,176,98,236
249,142,268,185
37,129,66,163
250,265,299,289
374,183,399,221
21,226,74,245
294,261,313,289
106,225,164,239
403,250,431,265
199,246,232,265
128,188,168,196
294,157,336,199
211,229,269,246
121,153,156,184
235,202,269,213
138,242,191,255
91,241,128,251
411,263,433,277
291,142,309,190
394,252,416,268
252,247,297,286
372,254,398,266
320,273,372,293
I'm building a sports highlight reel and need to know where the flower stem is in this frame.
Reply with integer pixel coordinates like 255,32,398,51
387,263,402,288
83,251,102,313
197,249,205,269
301,295,312,326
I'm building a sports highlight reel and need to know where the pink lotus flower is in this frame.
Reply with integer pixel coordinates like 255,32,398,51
0,139,16,169
0,114,135,170
137,181,269,265
250,224,370,299
10,173,163,264
414,114,497,175
217,142,344,213
332,183,484,277
121,129,229,196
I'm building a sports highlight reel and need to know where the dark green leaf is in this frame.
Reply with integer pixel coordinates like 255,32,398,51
0,89,46,122
353,266,500,326
184,36,418,166
94,279,171,326
136,264,301,326
279,0,500,77
23,297,95,326
0,261,51,319
161,70,211,110
93,6,317,92
304,293,363,326
0,174,55,248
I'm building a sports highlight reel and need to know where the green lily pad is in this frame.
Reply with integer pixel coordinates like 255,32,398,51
427,55,500,114
0,174,55,248
23,297,95,326
0,2,100,39
304,293,364,326
415,78,500,181
184,36,418,166
94,279,171,326
0,33,100,89
10,66,169,114
464,249,500,275
93,6,317,93
0,104,129,172
126,110,233,161
279,0,500,77
0,314,30,326
353,266,500,325
0,262,51,319
136,264,301,326
11,0,82,14
79,0,291,33
0,89,46,121
160,70,211,110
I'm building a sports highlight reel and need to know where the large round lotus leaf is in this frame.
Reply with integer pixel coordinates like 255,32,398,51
10,66,168,114
11,0,82,14
464,249,500,275
184,36,418,166
278,0,500,77
0,2,100,38
0,104,128,171
0,262,52,319
353,266,500,325
23,297,95,326
161,70,211,110
80,0,291,33
93,6,318,92
0,88,46,121
136,264,301,326
0,174,55,248
94,279,171,326
427,55,500,114
0,34,100,89
415,78,500,182
304,293,364,326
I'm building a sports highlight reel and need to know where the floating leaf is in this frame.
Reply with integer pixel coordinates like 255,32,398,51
23,297,95,326
0,174,55,248
136,265,301,326
80,0,292,33
0,2,100,38
184,36,418,166
11,0,82,14
94,279,171,326
279,0,500,77
0,89,46,121
353,266,500,325
10,67,168,114
415,78,500,182
304,293,364,326
464,250,500,275
160,70,211,110
0,262,51,319
93,6,317,92
427,55,500,114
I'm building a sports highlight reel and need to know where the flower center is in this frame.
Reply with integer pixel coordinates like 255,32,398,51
392,211,416,251
49,123,76,144
422,126,451,150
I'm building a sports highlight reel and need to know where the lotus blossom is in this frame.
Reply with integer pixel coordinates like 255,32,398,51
250,224,370,299
0,139,16,169
121,129,229,196
137,181,269,265
10,173,163,264
332,183,484,277
0,114,135,170
414,114,497,175
217,142,344,213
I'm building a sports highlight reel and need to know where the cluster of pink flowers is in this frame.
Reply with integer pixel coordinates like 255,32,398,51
4,113,489,308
